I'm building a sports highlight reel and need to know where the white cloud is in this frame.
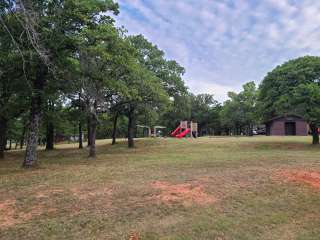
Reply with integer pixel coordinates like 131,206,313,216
189,81,238,103
116,0,320,102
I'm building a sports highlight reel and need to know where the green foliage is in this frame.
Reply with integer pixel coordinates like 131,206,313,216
128,35,187,96
160,93,191,130
293,83,320,123
221,82,258,135
190,94,221,135
0,11,29,121
0,0,242,159
259,56,320,124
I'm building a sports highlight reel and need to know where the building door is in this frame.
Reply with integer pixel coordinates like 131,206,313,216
285,122,296,136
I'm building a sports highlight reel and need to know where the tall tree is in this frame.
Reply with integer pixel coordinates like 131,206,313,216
190,94,220,136
221,82,258,136
122,64,169,148
0,10,28,159
259,56,320,144
1,0,119,166
77,23,133,156
128,35,188,133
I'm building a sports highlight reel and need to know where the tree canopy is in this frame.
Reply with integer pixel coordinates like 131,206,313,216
259,56,320,144
0,0,188,165
1,1,320,167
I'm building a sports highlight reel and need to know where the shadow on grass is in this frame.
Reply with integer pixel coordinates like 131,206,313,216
0,138,162,168
240,141,320,152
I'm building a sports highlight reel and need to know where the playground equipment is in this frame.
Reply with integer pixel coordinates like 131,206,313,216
137,125,166,137
153,126,166,137
171,121,198,139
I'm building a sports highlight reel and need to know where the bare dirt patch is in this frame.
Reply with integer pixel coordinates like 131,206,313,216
275,170,320,189
150,181,216,206
0,185,114,229
69,185,114,214
0,200,16,228
0,199,55,229
35,188,65,199
71,185,113,201
128,232,140,240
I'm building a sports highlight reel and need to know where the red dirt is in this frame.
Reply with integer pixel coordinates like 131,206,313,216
69,186,113,214
0,200,16,228
128,232,140,240
275,170,320,189
0,199,55,229
71,186,113,200
36,188,65,199
151,181,216,206
0,186,114,229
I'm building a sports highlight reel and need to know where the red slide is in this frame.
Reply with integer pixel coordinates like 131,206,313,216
176,128,190,139
171,126,181,137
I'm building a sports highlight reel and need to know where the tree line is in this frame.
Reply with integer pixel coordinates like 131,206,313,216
0,0,191,166
1,1,320,168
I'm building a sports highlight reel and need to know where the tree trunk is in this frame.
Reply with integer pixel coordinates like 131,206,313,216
20,124,26,149
23,105,41,167
46,121,54,150
0,117,7,159
128,109,135,148
78,92,83,149
23,64,46,168
310,124,319,145
89,117,97,158
248,124,253,137
46,100,54,150
88,101,97,158
112,112,118,145
79,120,83,149
87,116,92,147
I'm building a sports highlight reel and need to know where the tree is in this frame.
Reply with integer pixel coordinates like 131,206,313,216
1,0,119,166
190,94,221,136
127,35,188,135
1,1,190,162
259,56,320,144
122,64,169,148
161,93,191,131
0,11,29,159
293,84,320,144
220,93,241,135
237,82,258,136
77,23,124,157
221,82,258,136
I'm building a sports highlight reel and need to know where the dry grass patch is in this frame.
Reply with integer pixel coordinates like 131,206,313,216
70,185,113,201
128,232,140,240
150,181,216,206
275,169,320,190
0,198,56,229
2,137,320,239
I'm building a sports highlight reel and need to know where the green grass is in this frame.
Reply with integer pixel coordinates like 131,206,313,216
1,136,320,239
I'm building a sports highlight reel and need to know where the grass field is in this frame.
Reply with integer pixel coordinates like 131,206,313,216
1,136,320,240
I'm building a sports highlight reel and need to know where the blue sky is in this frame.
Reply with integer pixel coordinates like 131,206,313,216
116,0,320,102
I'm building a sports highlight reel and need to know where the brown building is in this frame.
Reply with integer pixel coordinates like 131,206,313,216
265,115,308,136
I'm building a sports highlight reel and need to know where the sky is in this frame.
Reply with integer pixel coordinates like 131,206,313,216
115,0,320,102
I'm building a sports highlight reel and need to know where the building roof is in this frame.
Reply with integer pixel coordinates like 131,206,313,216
265,114,305,123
